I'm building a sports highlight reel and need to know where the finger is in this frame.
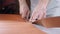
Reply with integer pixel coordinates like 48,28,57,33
37,10,46,20
26,11,30,20
37,11,44,20
22,12,26,18
29,19,36,22
21,9,29,19
29,11,39,22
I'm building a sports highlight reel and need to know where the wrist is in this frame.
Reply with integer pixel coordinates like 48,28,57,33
35,4,47,10
19,0,26,5
37,0,49,9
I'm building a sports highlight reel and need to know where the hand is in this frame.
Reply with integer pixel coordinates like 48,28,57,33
20,4,30,19
29,6,46,22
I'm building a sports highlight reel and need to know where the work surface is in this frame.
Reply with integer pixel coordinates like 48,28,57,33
0,14,46,34
0,21,46,34
0,14,26,22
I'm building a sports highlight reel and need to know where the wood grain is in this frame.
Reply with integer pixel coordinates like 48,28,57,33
0,14,26,22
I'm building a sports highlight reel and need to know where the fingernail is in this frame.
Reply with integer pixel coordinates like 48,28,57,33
29,19,36,22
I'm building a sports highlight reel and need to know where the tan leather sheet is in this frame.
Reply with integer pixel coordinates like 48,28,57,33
41,17,60,28
35,17,60,28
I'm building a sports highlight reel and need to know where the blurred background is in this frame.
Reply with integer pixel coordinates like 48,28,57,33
31,0,60,17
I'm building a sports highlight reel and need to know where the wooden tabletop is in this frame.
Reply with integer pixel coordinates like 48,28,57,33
0,14,26,22
0,14,46,34
0,21,46,34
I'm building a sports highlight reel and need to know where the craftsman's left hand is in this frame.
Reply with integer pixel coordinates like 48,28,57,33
20,3,30,19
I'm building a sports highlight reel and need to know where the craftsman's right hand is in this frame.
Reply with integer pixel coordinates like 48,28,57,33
29,6,46,22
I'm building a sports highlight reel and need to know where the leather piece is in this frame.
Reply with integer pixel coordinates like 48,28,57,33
33,20,43,26
0,20,46,34
0,14,26,22
41,17,60,28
